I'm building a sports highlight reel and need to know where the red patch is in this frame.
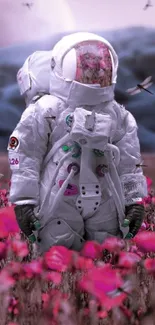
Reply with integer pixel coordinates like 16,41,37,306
8,137,19,150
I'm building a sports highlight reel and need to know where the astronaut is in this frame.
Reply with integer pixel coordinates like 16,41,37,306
8,32,147,254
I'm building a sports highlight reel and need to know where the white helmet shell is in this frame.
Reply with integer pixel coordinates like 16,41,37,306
51,32,118,85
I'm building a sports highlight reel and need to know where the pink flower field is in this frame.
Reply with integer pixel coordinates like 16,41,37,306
1,176,155,325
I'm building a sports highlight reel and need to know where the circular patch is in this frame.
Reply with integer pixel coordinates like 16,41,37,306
9,137,19,150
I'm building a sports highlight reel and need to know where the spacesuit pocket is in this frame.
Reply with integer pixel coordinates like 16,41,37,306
37,218,84,253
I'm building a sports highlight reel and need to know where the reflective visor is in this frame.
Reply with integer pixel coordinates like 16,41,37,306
74,40,112,87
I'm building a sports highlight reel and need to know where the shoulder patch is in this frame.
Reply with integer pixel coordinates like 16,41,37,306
8,136,19,150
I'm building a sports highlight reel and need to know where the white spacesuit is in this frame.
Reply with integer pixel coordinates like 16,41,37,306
8,33,147,254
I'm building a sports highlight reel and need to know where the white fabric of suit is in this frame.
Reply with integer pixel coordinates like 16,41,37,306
8,32,147,253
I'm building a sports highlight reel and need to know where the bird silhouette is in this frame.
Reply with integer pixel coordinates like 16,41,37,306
143,0,153,10
126,76,154,95
22,2,33,9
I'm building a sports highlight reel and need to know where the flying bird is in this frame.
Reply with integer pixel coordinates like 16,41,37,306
143,0,153,10
22,2,33,9
126,76,154,96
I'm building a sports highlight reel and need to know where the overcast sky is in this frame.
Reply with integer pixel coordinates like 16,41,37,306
0,0,155,47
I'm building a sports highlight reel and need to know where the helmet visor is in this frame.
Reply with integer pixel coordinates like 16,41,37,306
74,40,112,87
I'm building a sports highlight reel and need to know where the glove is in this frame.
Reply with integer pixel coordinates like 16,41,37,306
14,205,41,242
124,203,145,239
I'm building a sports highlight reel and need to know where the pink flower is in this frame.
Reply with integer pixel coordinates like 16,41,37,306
44,246,73,272
134,231,155,252
7,261,22,278
0,270,15,292
146,176,152,189
0,219,9,238
117,252,141,269
144,258,155,273
81,241,102,259
82,274,126,310
23,260,43,278
102,237,125,253
128,245,144,258
79,264,123,302
0,206,19,236
11,239,29,258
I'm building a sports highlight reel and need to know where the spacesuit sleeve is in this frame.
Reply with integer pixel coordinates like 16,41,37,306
113,105,148,206
8,101,52,206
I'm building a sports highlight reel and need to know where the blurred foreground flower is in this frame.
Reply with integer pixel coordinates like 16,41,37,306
44,246,73,272
0,175,154,323
102,237,125,253
146,176,152,189
81,240,102,259
117,251,141,269
0,206,19,238
144,258,155,274
134,231,155,252
23,259,43,278
79,264,124,305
